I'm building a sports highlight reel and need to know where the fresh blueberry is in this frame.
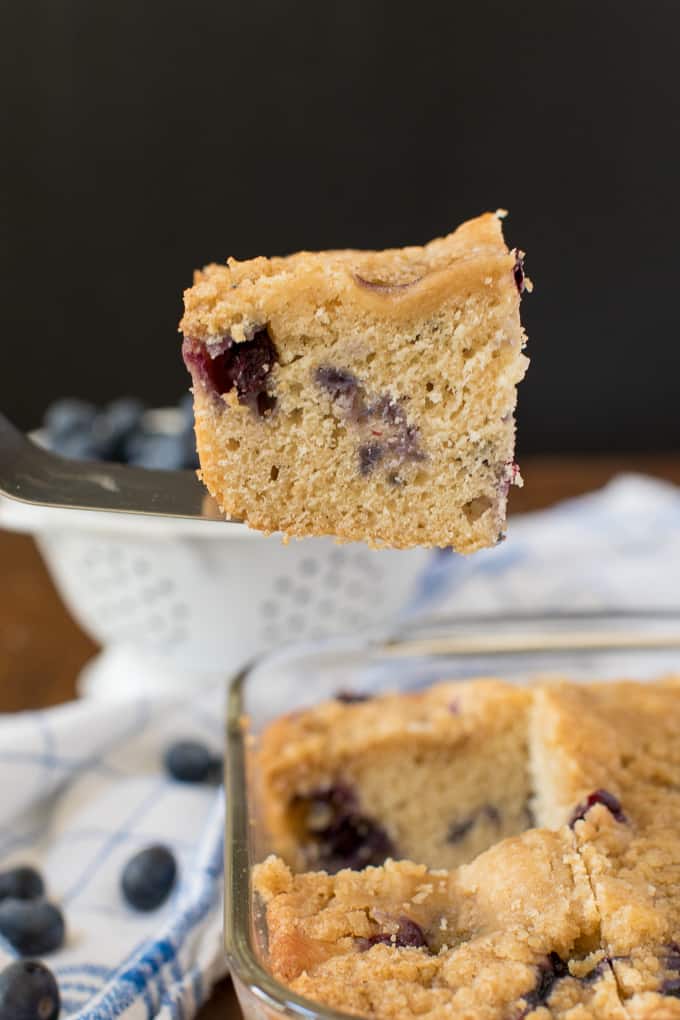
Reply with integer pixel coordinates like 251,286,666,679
104,397,146,435
0,868,44,903
0,960,60,1020
92,398,146,460
48,430,100,461
0,900,65,956
359,916,428,951
569,789,627,828
121,845,177,911
125,432,185,470
164,740,222,784
44,394,200,468
43,398,96,439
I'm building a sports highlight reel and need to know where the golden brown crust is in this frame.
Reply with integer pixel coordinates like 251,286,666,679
530,677,680,829
260,679,528,769
181,213,517,341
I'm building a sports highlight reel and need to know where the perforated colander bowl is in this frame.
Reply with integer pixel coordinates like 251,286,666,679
0,467,430,698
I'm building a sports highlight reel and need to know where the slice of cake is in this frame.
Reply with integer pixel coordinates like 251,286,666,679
253,830,624,1020
257,680,532,873
530,679,680,1017
181,211,529,549
529,678,680,832
573,806,680,1020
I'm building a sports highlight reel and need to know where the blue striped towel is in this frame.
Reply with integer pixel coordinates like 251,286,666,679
2,473,679,1018
0,693,226,1019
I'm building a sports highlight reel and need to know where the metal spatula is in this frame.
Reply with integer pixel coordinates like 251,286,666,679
0,411,232,521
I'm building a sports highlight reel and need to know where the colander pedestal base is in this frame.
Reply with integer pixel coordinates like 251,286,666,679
77,645,229,699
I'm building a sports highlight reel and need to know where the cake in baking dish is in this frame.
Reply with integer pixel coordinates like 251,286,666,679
531,678,680,1019
181,211,529,550
253,676,680,1019
254,834,622,1020
258,680,532,873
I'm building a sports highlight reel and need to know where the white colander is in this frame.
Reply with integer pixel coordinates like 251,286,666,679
0,463,430,698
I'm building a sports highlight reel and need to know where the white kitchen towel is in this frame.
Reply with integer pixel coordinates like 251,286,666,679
2,472,680,1019
411,472,680,615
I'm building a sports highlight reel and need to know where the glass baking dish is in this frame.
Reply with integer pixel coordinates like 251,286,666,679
225,609,680,1020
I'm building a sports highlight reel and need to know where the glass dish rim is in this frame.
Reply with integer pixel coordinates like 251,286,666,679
224,608,680,1020
226,654,368,1020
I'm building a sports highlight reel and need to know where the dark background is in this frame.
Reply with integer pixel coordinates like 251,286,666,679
2,0,679,453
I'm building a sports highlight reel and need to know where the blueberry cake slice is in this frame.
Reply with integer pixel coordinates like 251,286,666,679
254,830,625,1020
530,679,680,1017
574,808,680,1020
258,680,531,873
529,678,680,831
181,212,529,550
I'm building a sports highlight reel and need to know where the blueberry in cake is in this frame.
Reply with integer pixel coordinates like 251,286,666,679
258,680,532,873
253,677,680,1019
254,832,623,1019
181,212,529,550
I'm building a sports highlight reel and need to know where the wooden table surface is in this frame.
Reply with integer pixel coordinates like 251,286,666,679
1,453,679,1018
